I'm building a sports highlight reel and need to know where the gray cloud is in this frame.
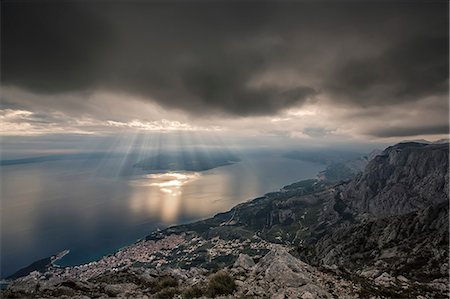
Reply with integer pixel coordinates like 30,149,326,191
367,124,449,138
326,36,448,105
1,1,448,118
302,127,334,138
1,2,113,93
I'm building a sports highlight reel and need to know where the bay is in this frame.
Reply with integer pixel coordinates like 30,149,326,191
0,153,323,277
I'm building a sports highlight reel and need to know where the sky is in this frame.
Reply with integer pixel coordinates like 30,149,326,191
1,1,449,157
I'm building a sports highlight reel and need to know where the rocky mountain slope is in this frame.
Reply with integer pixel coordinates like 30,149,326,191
2,142,448,298
344,142,448,218
302,142,449,281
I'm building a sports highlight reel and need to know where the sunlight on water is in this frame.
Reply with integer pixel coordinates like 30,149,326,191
147,172,200,195
128,172,201,222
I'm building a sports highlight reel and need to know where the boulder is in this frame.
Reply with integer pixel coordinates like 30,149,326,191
374,272,396,287
104,283,138,297
254,246,312,287
233,254,255,270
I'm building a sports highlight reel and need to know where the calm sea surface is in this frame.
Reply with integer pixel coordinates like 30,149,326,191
0,154,323,277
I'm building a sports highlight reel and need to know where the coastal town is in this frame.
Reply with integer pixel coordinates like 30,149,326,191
3,232,365,298
41,232,272,282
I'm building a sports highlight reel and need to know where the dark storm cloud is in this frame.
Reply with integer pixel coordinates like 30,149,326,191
326,35,449,105
1,2,113,93
368,124,449,138
1,1,448,116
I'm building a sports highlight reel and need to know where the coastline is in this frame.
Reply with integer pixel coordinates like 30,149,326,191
51,249,70,266
3,155,329,281
4,173,323,282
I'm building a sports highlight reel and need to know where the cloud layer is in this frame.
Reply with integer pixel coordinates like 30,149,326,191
2,2,448,116
1,1,448,143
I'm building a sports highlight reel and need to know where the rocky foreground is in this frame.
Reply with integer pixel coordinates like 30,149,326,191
2,142,449,298
2,242,362,298
2,235,446,298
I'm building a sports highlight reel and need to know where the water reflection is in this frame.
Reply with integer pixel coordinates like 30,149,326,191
128,172,200,222
143,173,198,194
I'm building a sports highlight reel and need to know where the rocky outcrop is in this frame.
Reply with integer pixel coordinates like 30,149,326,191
2,247,360,298
311,201,449,281
233,246,357,299
297,143,450,283
343,142,448,218
232,253,255,270
7,244,445,298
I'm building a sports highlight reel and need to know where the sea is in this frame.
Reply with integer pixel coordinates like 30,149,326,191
0,152,323,278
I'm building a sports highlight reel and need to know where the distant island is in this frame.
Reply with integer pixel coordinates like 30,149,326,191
0,153,118,166
133,151,240,172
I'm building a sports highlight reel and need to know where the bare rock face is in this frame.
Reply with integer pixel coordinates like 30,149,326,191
4,249,359,298
239,247,339,299
104,283,138,297
312,201,449,280
233,253,255,270
343,143,448,218
254,246,313,287
299,142,449,285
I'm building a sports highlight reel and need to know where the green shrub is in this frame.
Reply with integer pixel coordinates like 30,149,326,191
206,271,237,297
158,276,179,289
156,287,179,299
149,276,179,294
182,285,204,299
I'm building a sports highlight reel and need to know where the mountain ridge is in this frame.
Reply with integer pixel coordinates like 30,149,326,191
2,142,449,298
